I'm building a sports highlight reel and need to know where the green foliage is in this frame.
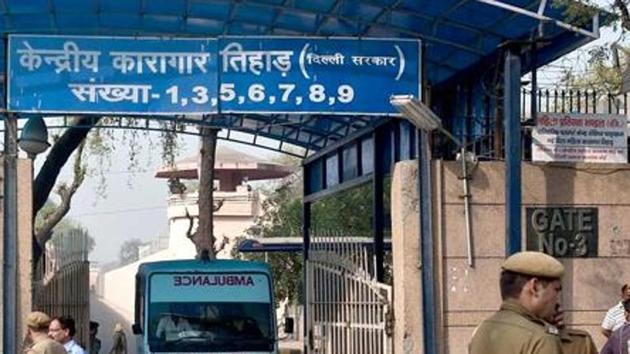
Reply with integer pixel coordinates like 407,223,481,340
550,0,630,93
234,177,303,304
552,0,599,27
118,238,145,266
80,118,183,200
234,174,377,305
311,183,373,235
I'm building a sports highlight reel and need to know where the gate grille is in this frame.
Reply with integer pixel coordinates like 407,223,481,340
307,235,392,354
32,228,90,348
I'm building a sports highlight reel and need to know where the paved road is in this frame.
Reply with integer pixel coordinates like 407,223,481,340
90,293,140,354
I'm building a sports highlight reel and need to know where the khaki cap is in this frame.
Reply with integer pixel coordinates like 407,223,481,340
26,311,51,329
501,251,564,278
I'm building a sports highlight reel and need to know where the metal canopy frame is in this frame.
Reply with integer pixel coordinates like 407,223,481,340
0,0,601,88
0,0,602,156
7,113,381,158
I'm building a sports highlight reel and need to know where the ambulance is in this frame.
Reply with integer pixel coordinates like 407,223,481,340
132,259,278,353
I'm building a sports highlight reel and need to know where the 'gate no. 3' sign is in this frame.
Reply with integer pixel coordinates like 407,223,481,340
8,35,420,116
526,207,598,258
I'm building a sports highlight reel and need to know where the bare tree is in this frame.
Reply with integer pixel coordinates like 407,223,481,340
34,140,87,247
33,116,99,217
184,126,228,259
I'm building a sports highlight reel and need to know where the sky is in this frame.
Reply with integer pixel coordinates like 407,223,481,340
33,131,281,266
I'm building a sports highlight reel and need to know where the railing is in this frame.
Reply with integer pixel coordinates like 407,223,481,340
306,234,392,354
32,228,91,350
459,89,629,160
521,88,628,117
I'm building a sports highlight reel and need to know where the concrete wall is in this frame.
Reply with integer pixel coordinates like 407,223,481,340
17,160,33,342
0,158,33,346
436,161,630,352
391,161,423,354
166,188,261,258
100,249,182,320
99,187,262,322
391,160,630,353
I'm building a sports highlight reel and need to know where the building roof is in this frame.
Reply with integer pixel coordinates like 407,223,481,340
155,145,295,180
4,0,604,154
0,0,599,85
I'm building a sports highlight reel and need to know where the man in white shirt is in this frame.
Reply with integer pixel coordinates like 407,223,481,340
156,313,192,341
601,283,630,338
49,316,87,354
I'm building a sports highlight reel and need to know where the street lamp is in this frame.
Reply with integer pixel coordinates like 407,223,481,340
389,94,462,146
18,116,50,301
390,95,475,267
19,117,50,158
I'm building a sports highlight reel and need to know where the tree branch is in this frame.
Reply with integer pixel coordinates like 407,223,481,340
34,140,87,247
185,208,197,242
34,116,100,215
614,0,630,32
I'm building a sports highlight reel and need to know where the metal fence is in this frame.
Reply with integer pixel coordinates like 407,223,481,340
521,89,629,117
463,89,629,160
32,228,91,349
306,235,392,354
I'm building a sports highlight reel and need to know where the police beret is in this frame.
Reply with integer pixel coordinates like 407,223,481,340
26,311,51,329
501,251,564,278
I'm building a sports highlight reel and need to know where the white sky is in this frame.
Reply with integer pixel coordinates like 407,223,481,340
33,132,282,265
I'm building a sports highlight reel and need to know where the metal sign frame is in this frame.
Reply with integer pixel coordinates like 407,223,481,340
6,34,422,116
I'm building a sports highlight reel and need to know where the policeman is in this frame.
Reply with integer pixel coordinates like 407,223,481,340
24,311,66,354
469,251,564,354
559,328,598,354
547,304,598,354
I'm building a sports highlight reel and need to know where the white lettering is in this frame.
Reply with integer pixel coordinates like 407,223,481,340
18,41,100,73
110,51,211,74
17,42,42,71
306,52,345,65
220,42,293,76
351,55,396,66
68,83,150,104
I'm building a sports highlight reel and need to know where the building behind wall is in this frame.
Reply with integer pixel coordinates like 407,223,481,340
97,146,294,320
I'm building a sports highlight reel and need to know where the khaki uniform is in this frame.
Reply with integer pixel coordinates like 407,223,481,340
469,300,563,354
559,328,598,354
27,333,66,354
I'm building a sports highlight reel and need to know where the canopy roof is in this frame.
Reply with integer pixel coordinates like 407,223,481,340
5,0,601,153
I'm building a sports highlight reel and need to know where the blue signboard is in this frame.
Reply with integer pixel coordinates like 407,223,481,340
8,35,218,115
217,37,420,115
8,35,420,116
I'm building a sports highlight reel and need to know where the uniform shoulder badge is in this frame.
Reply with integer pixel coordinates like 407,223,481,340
546,324,559,335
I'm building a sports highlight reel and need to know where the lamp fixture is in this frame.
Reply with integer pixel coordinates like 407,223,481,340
18,117,50,157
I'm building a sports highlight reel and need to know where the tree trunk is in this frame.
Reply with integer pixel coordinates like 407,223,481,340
33,116,100,216
34,140,87,248
614,0,630,32
196,126,218,258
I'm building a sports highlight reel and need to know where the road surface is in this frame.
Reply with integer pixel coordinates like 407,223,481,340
90,293,139,354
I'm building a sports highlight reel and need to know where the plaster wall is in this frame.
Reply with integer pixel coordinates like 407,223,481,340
99,187,262,321
391,161,423,354
435,161,630,352
101,249,181,320
0,159,33,347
